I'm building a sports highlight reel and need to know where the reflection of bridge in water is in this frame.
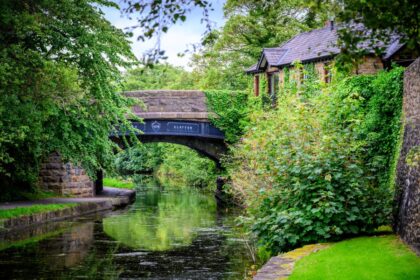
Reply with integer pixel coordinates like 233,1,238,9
112,90,227,161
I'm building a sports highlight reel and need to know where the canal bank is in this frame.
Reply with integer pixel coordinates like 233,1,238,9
0,187,135,233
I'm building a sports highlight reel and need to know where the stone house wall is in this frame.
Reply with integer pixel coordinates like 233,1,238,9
355,56,384,74
254,55,386,96
314,62,326,81
394,57,420,255
39,153,94,197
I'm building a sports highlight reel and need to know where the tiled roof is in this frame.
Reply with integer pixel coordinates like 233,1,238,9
263,48,288,65
383,38,405,60
246,23,404,73
245,63,259,73
274,27,339,66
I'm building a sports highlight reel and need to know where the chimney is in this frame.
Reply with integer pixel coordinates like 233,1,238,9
324,20,334,31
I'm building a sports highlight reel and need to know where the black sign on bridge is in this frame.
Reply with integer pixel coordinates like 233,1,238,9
129,120,224,139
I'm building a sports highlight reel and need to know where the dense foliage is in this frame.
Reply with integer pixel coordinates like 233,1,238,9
0,0,136,190
204,90,251,143
335,0,420,53
187,0,331,91
228,67,404,254
156,144,217,189
112,143,217,189
114,144,164,175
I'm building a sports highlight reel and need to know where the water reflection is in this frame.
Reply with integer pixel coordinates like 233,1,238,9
0,177,256,279
0,221,96,279
103,185,216,251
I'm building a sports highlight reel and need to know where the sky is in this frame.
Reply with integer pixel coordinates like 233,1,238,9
102,1,226,69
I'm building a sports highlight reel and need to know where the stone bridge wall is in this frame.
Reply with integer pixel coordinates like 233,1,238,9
39,153,94,197
125,90,209,120
394,58,420,254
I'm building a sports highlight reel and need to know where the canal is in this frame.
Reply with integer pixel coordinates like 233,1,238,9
0,177,256,279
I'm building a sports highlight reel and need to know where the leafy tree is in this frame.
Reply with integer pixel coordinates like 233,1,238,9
123,64,196,90
121,0,214,63
0,0,136,189
189,0,330,90
335,0,420,53
156,144,217,189
114,144,164,175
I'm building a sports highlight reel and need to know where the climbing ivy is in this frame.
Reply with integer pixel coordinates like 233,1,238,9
204,90,251,143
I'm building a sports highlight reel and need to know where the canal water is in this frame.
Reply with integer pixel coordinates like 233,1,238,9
0,178,256,279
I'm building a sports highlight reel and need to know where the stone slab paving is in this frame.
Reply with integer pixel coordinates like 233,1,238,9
253,244,329,280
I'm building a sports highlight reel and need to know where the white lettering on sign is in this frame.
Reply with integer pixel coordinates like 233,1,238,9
167,122,200,134
174,125,193,131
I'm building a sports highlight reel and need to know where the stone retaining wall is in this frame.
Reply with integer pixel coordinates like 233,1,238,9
0,202,110,232
394,57,420,254
0,188,135,233
253,244,329,280
39,153,94,197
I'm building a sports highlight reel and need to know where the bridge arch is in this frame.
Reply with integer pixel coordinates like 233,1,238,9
111,120,227,162
111,90,228,162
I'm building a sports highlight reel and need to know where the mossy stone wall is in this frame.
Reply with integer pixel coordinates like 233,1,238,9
394,57,420,255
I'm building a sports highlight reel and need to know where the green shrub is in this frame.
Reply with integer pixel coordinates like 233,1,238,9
228,67,403,254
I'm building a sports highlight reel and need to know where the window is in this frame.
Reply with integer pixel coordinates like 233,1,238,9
303,63,315,82
324,63,332,83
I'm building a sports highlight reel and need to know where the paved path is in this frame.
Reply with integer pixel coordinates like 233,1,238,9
0,187,135,210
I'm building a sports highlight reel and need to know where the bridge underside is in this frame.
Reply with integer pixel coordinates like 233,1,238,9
138,135,226,162
111,120,227,162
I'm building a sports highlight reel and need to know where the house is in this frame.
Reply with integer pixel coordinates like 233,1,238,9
246,21,415,98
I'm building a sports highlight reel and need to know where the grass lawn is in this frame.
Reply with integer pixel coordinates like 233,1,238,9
0,203,76,219
289,235,420,280
103,177,135,189
20,189,62,200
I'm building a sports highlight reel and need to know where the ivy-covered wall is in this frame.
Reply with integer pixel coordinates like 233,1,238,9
394,58,420,255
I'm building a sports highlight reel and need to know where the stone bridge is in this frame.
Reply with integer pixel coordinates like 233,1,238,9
40,90,227,197
111,90,227,161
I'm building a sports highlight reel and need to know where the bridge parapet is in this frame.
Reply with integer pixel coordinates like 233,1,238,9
125,90,210,121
